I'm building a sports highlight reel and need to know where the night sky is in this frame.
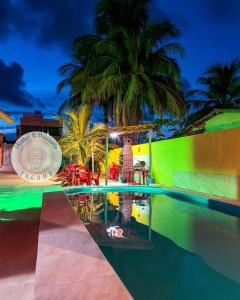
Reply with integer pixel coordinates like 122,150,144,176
1,0,240,139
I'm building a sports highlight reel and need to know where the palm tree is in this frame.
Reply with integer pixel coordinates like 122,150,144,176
189,59,240,110
58,34,113,125
57,35,102,112
87,25,186,126
58,0,151,115
58,0,186,128
57,105,105,166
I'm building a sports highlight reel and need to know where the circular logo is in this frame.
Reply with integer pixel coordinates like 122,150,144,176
11,132,62,182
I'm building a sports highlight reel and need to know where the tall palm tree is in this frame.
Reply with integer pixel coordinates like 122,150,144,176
57,35,102,112
58,0,186,128
58,0,151,114
59,24,186,126
86,25,186,126
58,34,113,125
189,59,240,110
57,105,105,166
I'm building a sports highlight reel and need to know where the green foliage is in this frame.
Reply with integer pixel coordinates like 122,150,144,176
58,0,187,128
188,59,240,110
57,105,105,166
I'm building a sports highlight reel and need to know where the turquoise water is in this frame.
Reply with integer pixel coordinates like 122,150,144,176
0,185,63,220
67,188,240,300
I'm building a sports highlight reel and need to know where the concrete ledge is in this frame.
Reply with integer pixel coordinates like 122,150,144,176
173,171,240,199
35,191,132,300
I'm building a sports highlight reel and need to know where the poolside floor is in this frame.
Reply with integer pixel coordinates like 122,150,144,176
35,191,131,300
0,216,40,299
0,181,132,300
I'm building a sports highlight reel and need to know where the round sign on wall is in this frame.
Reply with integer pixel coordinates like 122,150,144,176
11,131,62,182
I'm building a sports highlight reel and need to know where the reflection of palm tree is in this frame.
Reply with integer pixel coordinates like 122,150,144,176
120,193,133,224
71,194,105,223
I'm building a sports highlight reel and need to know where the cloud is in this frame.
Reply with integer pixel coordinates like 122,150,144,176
0,0,189,51
0,59,43,107
0,0,12,40
0,0,97,51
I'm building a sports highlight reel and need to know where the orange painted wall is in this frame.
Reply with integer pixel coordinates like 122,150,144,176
192,127,240,175
152,127,240,199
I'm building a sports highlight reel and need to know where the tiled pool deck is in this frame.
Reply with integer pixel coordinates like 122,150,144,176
35,191,132,300
0,216,40,299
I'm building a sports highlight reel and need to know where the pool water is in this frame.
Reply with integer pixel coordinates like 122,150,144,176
0,185,63,221
67,190,240,300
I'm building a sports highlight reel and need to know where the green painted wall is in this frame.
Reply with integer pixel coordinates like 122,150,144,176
205,112,240,132
109,127,240,199
151,136,194,186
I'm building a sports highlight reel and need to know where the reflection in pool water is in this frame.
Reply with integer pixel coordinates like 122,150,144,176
68,191,240,300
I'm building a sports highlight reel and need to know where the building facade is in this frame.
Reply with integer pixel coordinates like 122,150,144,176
16,111,62,140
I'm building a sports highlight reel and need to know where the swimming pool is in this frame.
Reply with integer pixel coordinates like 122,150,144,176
66,186,240,300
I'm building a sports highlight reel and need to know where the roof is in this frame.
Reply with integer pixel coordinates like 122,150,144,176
20,118,61,127
0,110,14,124
185,108,240,134
86,123,155,140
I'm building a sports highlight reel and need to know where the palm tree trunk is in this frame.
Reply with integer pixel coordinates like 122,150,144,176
122,136,133,179
103,105,110,185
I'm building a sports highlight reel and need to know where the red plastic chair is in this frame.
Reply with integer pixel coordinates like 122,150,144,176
62,165,74,186
68,163,76,169
74,166,91,186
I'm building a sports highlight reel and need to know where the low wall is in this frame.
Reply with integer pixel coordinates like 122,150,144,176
0,134,3,167
0,144,14,172
109,127,240,199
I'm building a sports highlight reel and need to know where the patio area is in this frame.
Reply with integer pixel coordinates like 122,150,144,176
0,181,132,300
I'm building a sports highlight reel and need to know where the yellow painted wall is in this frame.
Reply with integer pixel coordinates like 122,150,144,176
101,148,122,174
109,143,149,164
108,148,122,165
132,143,149,156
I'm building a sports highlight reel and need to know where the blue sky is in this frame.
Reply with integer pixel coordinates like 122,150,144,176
1,0,240,139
